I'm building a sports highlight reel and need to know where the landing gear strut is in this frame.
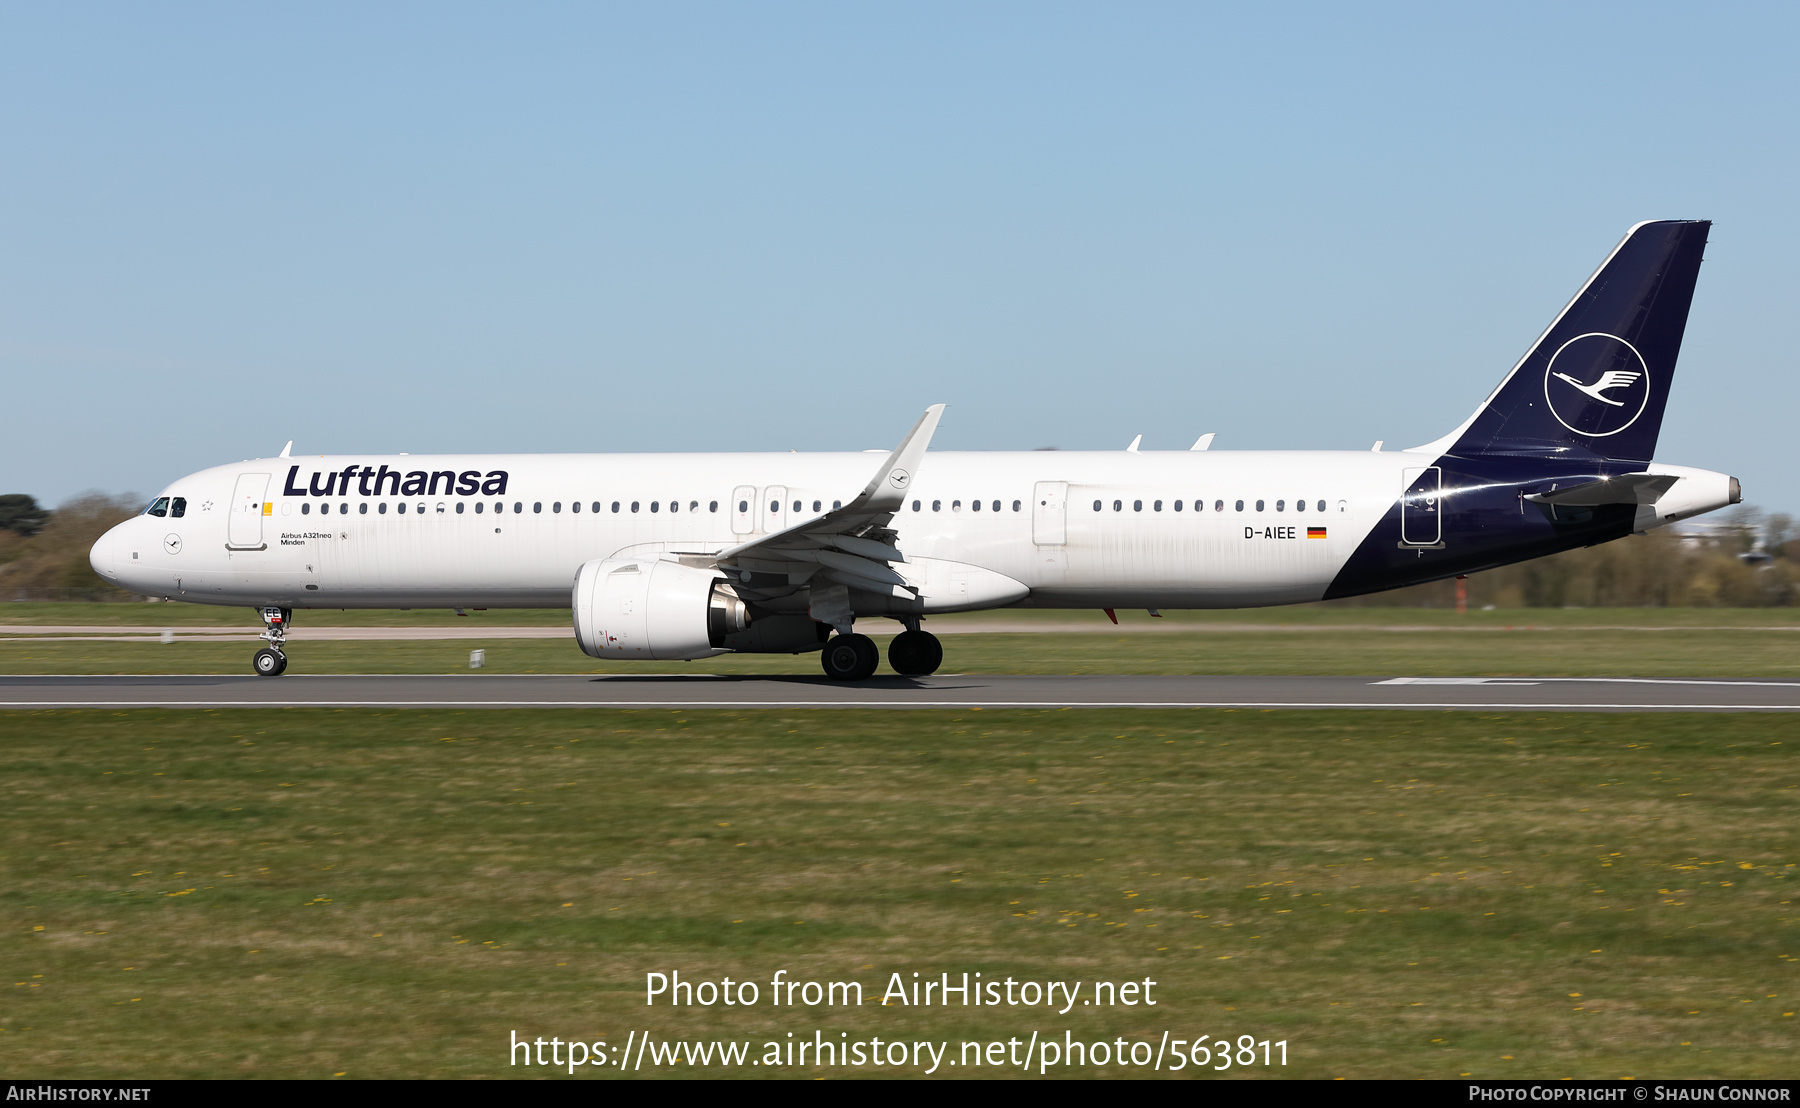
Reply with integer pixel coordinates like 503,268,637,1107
887,629,943,676
820,633,880,680
253,607,290,676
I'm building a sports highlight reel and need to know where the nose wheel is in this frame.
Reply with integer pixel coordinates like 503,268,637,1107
252,606,292,676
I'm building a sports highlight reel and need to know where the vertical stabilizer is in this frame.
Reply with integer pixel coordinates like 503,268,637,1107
1432,220,1709,464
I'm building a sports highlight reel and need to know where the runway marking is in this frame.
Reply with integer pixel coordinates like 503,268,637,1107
1375,676,1800,688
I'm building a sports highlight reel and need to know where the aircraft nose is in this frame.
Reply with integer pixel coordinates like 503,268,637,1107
89,523,125,584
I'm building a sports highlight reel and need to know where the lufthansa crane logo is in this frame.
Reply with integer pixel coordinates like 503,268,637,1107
888,468,911,490
1542,332,1651,438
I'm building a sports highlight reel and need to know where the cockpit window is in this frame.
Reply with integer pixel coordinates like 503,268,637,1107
169,497,187,518
145,497,169,518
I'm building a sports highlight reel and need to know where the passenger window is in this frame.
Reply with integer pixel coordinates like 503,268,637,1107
1154,500,1163,511
613,502,622,513
1012,500,1021,512
595,502,603,513
1113,500,1123,512
690,501,699,512
738,500,748,514
1093,500,1102,511
1215,500,1224,512
833,500,841,510
632,502,641,513
1173,500,1183,512
534,502,543,514
650,502,659,513
1275,500,1284,512
669,500,679,513
812,499,821,512
793,500,801,513
361,503,370,515
301,503,310,515
971,499,981,512
475,502,484,514
952,500,962,511
456,502,465,515
515,502,523,514
146,497,168,517
1318,500,1327,513
1133,499,1142,512
769,501,778,514
933,500,942,512
709,501,719,513
913,500,921,512
1338,500,1347,513
1234,500,1244,512
170,498,187,518
1256,500,1265,512
553,502,562,513
397,503,406,514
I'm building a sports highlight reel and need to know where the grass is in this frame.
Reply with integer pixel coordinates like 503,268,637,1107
6,627,1800,677
2,708,1795,1078
8,601,1800,628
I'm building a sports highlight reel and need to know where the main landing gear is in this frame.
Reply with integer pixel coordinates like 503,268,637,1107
819,627,944,680
887,629,943,676
820,633,879,680
252,606,290,676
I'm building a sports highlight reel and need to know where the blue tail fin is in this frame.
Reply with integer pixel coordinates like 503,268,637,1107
1438,220,1710,465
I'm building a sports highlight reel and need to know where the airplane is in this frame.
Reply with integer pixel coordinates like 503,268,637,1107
90,220,1739,679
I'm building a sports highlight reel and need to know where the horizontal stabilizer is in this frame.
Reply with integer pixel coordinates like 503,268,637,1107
1524,473,1679,506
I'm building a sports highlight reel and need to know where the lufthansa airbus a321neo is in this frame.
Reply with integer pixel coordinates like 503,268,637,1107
91,220,1740,679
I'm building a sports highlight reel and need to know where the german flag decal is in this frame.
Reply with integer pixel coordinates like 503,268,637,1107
1307,526,1327,539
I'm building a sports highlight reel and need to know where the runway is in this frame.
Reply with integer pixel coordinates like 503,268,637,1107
4,673,1800,710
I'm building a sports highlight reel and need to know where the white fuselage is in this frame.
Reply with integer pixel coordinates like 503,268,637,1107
92,448,1429,611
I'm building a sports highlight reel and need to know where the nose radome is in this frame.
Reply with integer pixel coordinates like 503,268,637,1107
89,523,124,583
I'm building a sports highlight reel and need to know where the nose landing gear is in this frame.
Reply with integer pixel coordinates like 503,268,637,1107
253,607,290,676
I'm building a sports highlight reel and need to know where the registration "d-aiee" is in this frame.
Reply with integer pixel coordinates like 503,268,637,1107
1245,526,1297,539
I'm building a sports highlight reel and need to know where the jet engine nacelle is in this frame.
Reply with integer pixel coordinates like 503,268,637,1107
572,557,748,660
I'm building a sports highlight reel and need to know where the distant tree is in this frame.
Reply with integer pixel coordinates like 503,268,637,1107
0,492,140,591
0,494,50,535
1766,513,1794,557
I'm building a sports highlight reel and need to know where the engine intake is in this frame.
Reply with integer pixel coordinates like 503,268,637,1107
572,557,747,660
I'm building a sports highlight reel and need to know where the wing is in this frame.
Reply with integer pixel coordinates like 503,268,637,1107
713,404,946,633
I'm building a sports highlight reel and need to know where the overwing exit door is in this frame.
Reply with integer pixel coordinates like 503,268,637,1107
1400,467,1442,546
228,473,270,549
761,486,788,534
730,486,756,535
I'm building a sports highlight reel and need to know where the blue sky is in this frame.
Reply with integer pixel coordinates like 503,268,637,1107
3,3,1795,512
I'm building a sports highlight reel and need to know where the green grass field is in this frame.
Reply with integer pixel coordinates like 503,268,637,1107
8,602,1800,679
2,708,1795,1079
5,627,1800,678
7,600,1800,628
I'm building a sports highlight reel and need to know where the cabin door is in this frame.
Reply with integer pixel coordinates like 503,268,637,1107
228,473,271,550
1033,481,1068,545
1400,467,1442,546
